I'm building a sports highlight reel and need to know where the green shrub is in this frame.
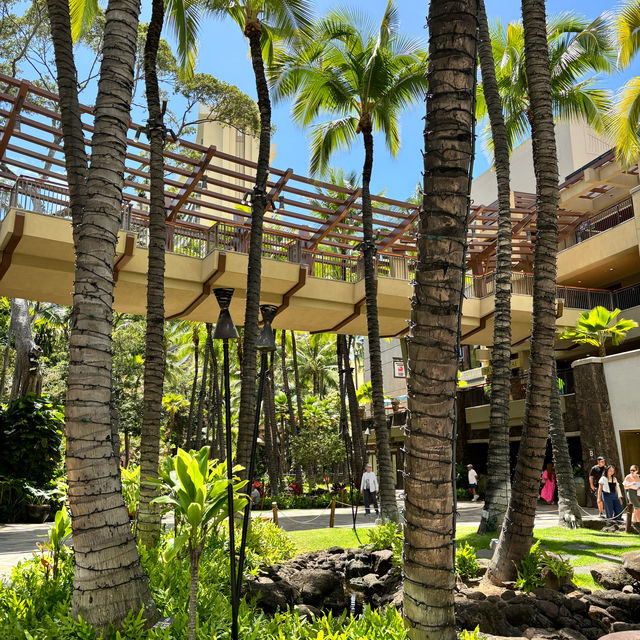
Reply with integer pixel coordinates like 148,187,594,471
514,541,546,592
513,541,574,592
365,522,403,565
459,626,484,640
0,394,64,486
456,542,479,580
121,465,140,516
245,520,297,565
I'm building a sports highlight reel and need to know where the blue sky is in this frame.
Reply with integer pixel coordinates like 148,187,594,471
163,0,634,203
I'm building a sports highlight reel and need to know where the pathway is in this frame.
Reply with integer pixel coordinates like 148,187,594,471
1,501,598,577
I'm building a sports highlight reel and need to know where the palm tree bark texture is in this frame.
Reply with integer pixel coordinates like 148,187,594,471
487,0,561,584
236,20,272,478
9,298,42,402
549,359,582,526
403,1,477,638
361,126,399,523
476,0,512,535
137,0,167,549
45,0,156,628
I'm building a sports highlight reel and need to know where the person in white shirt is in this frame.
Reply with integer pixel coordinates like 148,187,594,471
467,464,480,502
360,463,379,516
623,464,640,523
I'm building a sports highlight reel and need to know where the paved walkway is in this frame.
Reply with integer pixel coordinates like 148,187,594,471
1,501,597,577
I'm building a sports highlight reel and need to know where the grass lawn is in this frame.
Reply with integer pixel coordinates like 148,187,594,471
289,524,640,588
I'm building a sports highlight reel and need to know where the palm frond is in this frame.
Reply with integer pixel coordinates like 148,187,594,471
309,117,359,175
69,0,99,42
609,76,640,167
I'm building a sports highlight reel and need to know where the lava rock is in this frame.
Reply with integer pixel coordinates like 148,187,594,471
244,576,297,613
505,603,537,627
371,549,394,575
622,551,640,582
590,564,633,590
297,604,322,620
345,559,370,579
289,569,345,609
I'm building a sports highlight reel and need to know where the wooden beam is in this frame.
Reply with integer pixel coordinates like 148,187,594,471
113,233,135,283
307,188,362,250
265,168,293,214
274,265,307,318
0,82,29,159
167,146,217,222
377,207,420,252
166,252,228,319
0,211,25,281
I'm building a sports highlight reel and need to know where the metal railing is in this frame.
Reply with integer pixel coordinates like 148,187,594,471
302,250,361,283
560,197,634,250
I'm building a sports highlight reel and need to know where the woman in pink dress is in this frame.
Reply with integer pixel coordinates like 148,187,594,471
540,463,557,504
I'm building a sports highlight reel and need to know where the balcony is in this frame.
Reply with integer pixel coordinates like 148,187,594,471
559,197,634,251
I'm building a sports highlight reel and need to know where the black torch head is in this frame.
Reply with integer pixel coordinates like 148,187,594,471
213,288,239,340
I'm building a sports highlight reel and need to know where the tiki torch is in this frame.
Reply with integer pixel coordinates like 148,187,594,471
212,288,239,640
235,304,278,604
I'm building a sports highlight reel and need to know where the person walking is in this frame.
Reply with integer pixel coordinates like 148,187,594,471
589,456,607,517
540,462,557,505
598,464,624,520
467,464,480,502
623,465,640,524
360,463,379,516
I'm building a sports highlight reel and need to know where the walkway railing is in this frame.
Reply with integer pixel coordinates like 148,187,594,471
5,176,640,312
560,197,634,250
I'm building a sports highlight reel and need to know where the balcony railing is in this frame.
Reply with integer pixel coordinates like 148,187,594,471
5,176,640,310
560,197,634,250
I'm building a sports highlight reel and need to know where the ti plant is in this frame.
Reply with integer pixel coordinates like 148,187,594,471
558,306,638,357
151,447,247,640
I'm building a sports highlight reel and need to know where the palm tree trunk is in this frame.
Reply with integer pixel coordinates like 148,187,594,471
9,298,42,402
206,340,215,452
360,127,398,523
487,0,561,584
403,1,477,637
236,23,272,478
195,324,212,449
0,308,13,401
46,0,156,627
137,0,167,549
291,330,304,433
281,330,302,484
263,364,280,497
340,335,365,480
186,327,200,448
550,359,582,526
476,0,512,535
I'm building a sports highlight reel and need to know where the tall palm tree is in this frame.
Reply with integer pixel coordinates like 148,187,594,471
487,0,563,585
296,333,338,398
403,0,477,635
476,0,512,536
280,330,301,483
550,358,582,527
137,0,168,549
479,12,614,152
272,0,427,521
46,0,156,628
290,330,304,433
608,0,640,166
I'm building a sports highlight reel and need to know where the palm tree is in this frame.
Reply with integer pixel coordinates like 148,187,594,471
273,0,426,522
137,0,168,549
9,298,42,402
550,358,582,527
290,330,304,433
559,306,638,356
162,392,189,446
487,0,564,585
475,0,513,536
280,330,301,483
296,333,338,398
478,12,614,152
402,1,477,636
45,0,156,628
608,0,640,166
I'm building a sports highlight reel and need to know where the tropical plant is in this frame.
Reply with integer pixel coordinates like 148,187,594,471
365,521,402,565
121,464,141,517
272,0,427,523
455,542,480,581
488,0,564,586
476,0,513,537
244,519,297,565
477,11,615,152
608,0,640,166
558,306,638,356
514,541,545,591
151,447,247,640
296,333,338,397
403,0,476,636
47,506,72,580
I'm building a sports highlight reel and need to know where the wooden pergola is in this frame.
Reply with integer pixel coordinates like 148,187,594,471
0,73,610,275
